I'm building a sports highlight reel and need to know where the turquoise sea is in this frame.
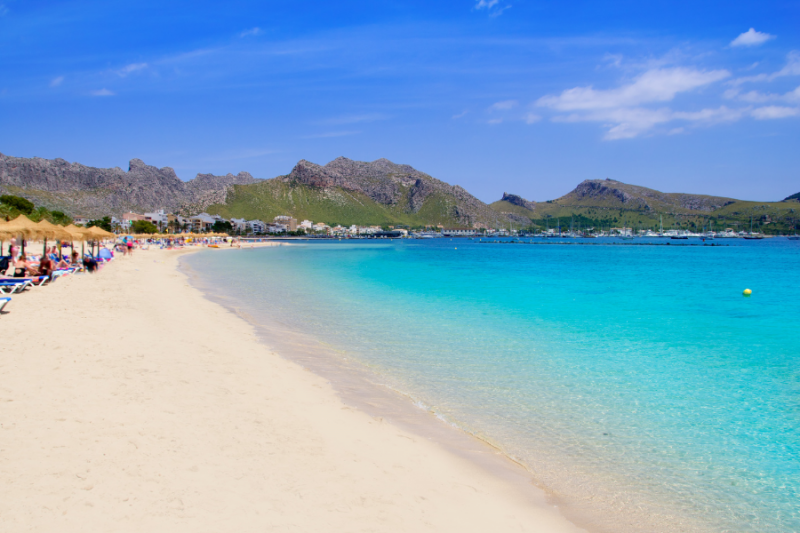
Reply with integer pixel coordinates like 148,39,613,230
183,238,799,533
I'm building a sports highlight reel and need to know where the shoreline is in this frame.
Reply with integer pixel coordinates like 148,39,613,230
182,250,600,531
1,247,586,532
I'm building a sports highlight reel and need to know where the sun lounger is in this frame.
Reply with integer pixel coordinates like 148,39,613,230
0,296,9,313
0,279,33,294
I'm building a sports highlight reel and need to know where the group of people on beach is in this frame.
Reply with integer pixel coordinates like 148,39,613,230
0,238,107,280
1,245,80,278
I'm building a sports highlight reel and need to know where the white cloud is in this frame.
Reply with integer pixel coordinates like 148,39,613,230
475,0,510,17
552,105,745,140
452,110,469,119
50,76,64,87
0,4,8,16
537,67,729,111
487,118,503,124
751,106,800,119
730,51,800,86
724,84,800,103
731,28,775,48
116,63,148,77
90,88,115,97
524,113,541,124
239,27,262,38
489,99,518,111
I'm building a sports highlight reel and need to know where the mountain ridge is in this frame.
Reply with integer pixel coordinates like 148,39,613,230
0,152,259,217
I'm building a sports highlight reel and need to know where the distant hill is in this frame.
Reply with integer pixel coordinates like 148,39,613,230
0,153,258,217
490,179,800,234
784,192,800,202
206,157,501,227
489,193,536,226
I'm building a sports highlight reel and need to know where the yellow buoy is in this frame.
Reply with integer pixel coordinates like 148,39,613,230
743,289,752,296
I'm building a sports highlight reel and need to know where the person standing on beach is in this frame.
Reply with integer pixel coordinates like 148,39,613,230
126,240,133,255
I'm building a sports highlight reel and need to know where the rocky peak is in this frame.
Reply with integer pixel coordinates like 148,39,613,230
501,192,536,211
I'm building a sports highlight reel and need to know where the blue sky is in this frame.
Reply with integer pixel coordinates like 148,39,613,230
0,0,798,202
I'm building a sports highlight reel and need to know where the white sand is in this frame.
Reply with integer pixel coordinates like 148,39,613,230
0,248,585,532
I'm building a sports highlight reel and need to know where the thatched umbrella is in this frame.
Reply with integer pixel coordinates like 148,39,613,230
1,215,45,255
84,226,114,256
35,219,73,256
63,224,90,259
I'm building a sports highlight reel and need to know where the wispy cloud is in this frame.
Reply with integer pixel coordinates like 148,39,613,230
730,51,800,86
90,88,115,97
554,105,745,140
475,0,511,17
452,110,469,119
731,28,775,48
537,66,740,139
537,67,729,111
316,113,390,125
0,3,8,16
302,130,360,139
488,99,518,111
116,62,148,77
50,76,64,87
751,106,800,119
724,84,800,103
524,113,541,124
239,27,262,38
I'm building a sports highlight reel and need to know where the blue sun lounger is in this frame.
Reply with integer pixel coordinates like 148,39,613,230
0,279,33,294
0,296,9,313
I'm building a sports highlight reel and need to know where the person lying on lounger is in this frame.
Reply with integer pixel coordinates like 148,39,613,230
14,256,36,277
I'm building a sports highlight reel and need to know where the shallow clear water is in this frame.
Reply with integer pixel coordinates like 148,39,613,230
184,238,800,533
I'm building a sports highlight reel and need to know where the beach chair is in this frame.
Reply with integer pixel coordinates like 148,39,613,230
0,296,9,313
0,279,33,294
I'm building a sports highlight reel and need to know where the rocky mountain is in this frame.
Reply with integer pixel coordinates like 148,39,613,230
556,179,736,212
262,157,501,226
0,152,259,217
499,192,536,211
489,178,800,234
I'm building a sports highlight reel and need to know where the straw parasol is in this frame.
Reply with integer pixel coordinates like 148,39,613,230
34,219,74,256
1,215,47,254
63,224,90,241
85,226,114,240
35,219,73,240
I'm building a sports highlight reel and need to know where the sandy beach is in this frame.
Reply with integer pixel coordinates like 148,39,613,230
0,247,584,533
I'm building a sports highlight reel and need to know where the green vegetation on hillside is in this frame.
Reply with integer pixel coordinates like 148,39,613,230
1,194,73,225
206,180,467,227
489,201,800,234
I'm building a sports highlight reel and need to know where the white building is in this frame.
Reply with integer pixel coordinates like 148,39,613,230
247,220,266,233
189,213,216,232
300,220,313,230
441,227,476,237
144,209,169,228
230,218,248,232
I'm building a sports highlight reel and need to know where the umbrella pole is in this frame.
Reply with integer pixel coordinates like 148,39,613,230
43,238,47,257
22,238,25,256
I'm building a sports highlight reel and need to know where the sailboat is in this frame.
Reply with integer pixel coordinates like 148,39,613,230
789,219,799,240
743,216,764,240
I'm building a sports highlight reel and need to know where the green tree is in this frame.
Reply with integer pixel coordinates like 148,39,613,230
211,220,233,234
130,220,159,233
0,195,35,214
88,216,114,232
